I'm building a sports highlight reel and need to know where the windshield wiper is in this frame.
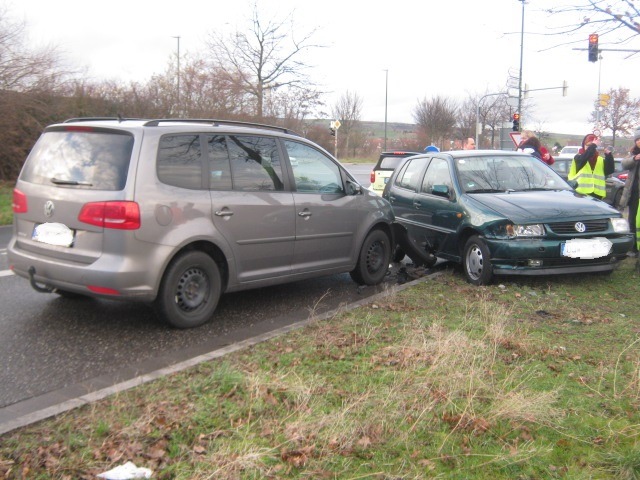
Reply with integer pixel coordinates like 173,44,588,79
51,177,93,186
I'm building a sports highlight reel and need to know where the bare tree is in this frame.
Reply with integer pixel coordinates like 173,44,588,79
589,87,640,145
412,96,458,150
332,91,363,158
481,95,513,149
456,97,477,147
205,3,323,119
542,1,640,53
0,6,70,181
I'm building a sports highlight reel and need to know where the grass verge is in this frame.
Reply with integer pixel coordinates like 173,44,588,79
1,260,639,479
0,182,12,226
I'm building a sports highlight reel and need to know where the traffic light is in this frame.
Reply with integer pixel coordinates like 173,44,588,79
512,113,520,132
588,34,599,62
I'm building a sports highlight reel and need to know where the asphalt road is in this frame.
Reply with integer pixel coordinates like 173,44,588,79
2,164,422,434
0,257,403,408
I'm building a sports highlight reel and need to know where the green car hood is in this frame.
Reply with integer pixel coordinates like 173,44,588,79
467,190,619,224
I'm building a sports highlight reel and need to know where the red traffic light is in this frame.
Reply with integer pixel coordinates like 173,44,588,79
513,113,520,121
588,34,599,62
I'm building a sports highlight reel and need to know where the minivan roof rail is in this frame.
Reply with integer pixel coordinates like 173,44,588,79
62,117,301,136
64,117,142,123
142,118,301,136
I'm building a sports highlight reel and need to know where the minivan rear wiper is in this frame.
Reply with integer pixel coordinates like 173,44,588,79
50,177,93,186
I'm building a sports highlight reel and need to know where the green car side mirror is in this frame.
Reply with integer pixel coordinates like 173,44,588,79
432,184,451,198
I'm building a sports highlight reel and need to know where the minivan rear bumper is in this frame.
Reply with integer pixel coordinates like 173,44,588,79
7,237,169,301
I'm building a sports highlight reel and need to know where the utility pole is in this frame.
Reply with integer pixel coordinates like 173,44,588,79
476,92,507,149
383,69,388,152
517,0,525,128
172,36,181,115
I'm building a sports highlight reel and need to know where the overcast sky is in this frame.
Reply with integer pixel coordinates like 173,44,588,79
10,0,640,136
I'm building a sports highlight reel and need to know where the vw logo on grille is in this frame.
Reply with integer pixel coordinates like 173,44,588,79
574,222,586,233
44,200,55,218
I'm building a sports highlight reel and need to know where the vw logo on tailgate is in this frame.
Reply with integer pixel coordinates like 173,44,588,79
44,200,55,218
574,222,586,233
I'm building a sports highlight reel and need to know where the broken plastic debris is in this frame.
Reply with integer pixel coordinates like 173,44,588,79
97,461,152,479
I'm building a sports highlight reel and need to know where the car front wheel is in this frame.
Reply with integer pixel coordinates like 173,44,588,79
350,229,391,285
463,235,493,286
154,251,221,329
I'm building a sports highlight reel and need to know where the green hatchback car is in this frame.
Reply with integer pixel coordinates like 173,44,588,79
382,150,634,285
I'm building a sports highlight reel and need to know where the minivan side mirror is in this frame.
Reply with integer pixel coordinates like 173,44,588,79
346,180,362,196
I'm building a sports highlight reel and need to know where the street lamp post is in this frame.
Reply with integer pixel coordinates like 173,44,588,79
383,69,388,151
172,36,181,115
475,92,507,149
517,0,525,126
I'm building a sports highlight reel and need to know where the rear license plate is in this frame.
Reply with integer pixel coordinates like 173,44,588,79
32,222,75,247
561,237,612,259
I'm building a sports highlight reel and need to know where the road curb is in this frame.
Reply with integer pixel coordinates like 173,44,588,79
0,271,443,436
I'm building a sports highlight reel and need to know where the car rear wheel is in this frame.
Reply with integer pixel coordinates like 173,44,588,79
350,229,391,285
463,235,493,286
154,251,221,329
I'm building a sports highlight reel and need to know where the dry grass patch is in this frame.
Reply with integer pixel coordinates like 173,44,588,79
2,265,640,478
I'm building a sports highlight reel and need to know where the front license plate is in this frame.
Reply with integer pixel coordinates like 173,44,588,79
561,237,612,259
32,222,75,247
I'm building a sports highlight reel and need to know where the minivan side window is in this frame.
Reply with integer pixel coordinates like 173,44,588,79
283,140,344,194
207,135,232,190
157,134,203,190
227,135,284,191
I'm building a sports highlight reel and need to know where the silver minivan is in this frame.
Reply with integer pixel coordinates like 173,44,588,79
8,118,394,328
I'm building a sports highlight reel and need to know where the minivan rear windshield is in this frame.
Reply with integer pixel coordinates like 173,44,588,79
379,156,406,170
20,129,134,190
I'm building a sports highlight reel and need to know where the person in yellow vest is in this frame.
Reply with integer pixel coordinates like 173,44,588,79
568,133,614,199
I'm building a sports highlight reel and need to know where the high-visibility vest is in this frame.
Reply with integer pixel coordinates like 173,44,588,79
568,156,607,199
636,206,640,252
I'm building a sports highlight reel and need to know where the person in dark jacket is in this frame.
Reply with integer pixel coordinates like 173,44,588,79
620,131,640,256
569,133,615,199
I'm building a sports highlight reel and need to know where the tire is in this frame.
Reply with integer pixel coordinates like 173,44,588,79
350,229,392,286
463,235,493,286
154,251,221,329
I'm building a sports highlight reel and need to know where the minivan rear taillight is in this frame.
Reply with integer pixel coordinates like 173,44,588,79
78,201,141,230
370,171,376,183
12,189,28,213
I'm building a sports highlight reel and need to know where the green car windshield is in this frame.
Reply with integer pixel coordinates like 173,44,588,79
455,155,571,193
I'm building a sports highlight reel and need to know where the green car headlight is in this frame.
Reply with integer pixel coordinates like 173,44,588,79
506,223,545,237
611,218,630,233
